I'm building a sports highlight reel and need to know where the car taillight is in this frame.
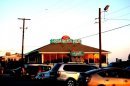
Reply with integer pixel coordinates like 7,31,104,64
57,71,61,77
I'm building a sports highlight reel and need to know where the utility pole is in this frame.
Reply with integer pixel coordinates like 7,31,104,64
18,18,31,65
99,8,102,68
98,5,109,68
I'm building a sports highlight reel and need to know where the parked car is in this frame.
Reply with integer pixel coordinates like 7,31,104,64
24,64,52,79
47,63,98,86
77,67,130,86
125,66,130,71
108,61,130,68
0,66,4,74
1,66,23,80
4,67,22,77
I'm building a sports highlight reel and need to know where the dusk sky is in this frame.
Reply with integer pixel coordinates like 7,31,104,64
0,0,130,63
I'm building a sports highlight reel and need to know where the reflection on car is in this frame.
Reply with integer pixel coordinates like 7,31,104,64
77,67,130,86
125,66,130,71
35,70,50,79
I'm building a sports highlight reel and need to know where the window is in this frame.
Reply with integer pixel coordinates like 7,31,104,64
98,69,124,78
63,65,78,72
63,65,97,72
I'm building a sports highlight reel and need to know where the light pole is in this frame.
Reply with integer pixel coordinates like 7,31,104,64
99,5,109,68
18,18,31,64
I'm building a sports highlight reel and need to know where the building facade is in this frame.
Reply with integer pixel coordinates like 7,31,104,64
25,36,109,65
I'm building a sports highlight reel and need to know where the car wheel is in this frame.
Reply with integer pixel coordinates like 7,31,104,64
66,79,76,86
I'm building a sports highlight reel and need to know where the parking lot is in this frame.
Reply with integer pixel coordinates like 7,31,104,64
0,78,59,86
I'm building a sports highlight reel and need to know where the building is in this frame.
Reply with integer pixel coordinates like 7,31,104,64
25,35,109,65
2,52,22,61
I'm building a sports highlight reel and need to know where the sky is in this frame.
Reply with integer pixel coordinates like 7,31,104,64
0,0,130,63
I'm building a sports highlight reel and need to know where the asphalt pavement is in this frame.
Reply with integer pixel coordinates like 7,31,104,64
0,79,60,86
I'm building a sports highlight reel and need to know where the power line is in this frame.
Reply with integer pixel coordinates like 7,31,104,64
78,24,130,40
106,5,130,17
105,18,130,21
104,13,130,22
102,24,130,33
116,13,130,18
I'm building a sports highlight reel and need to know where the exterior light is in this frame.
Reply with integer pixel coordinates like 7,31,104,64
104,5,110,12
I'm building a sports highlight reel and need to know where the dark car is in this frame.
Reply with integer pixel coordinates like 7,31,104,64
125,66,130,71
77,67,130,86
4,67,22,76
24,64,52,79
108,61,130,68
2,66,24,80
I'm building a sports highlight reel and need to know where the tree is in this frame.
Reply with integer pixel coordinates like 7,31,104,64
5,52,11,56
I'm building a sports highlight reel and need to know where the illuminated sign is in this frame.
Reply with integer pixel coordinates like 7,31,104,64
70,51,84,56
50,39,81,44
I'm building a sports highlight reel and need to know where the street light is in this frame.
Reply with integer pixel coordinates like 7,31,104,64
104,5,110,12
99,5,109,68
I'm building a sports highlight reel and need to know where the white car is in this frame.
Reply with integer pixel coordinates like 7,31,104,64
49,63,98,86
